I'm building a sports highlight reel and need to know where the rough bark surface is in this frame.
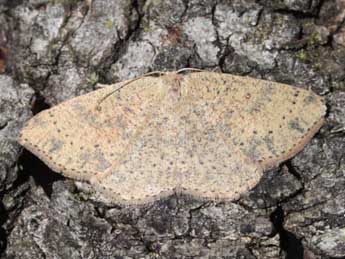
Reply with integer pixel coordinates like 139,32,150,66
0,0,344,258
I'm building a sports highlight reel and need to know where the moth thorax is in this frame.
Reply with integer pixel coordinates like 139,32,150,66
164,72,183,103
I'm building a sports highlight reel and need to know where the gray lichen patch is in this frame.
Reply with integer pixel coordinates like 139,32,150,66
312,228,345,257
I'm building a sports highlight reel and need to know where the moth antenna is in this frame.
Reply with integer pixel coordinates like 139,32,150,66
176,67,204,74
96,71,165,110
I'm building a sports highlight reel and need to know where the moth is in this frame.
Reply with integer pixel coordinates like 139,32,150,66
18,70,326,205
